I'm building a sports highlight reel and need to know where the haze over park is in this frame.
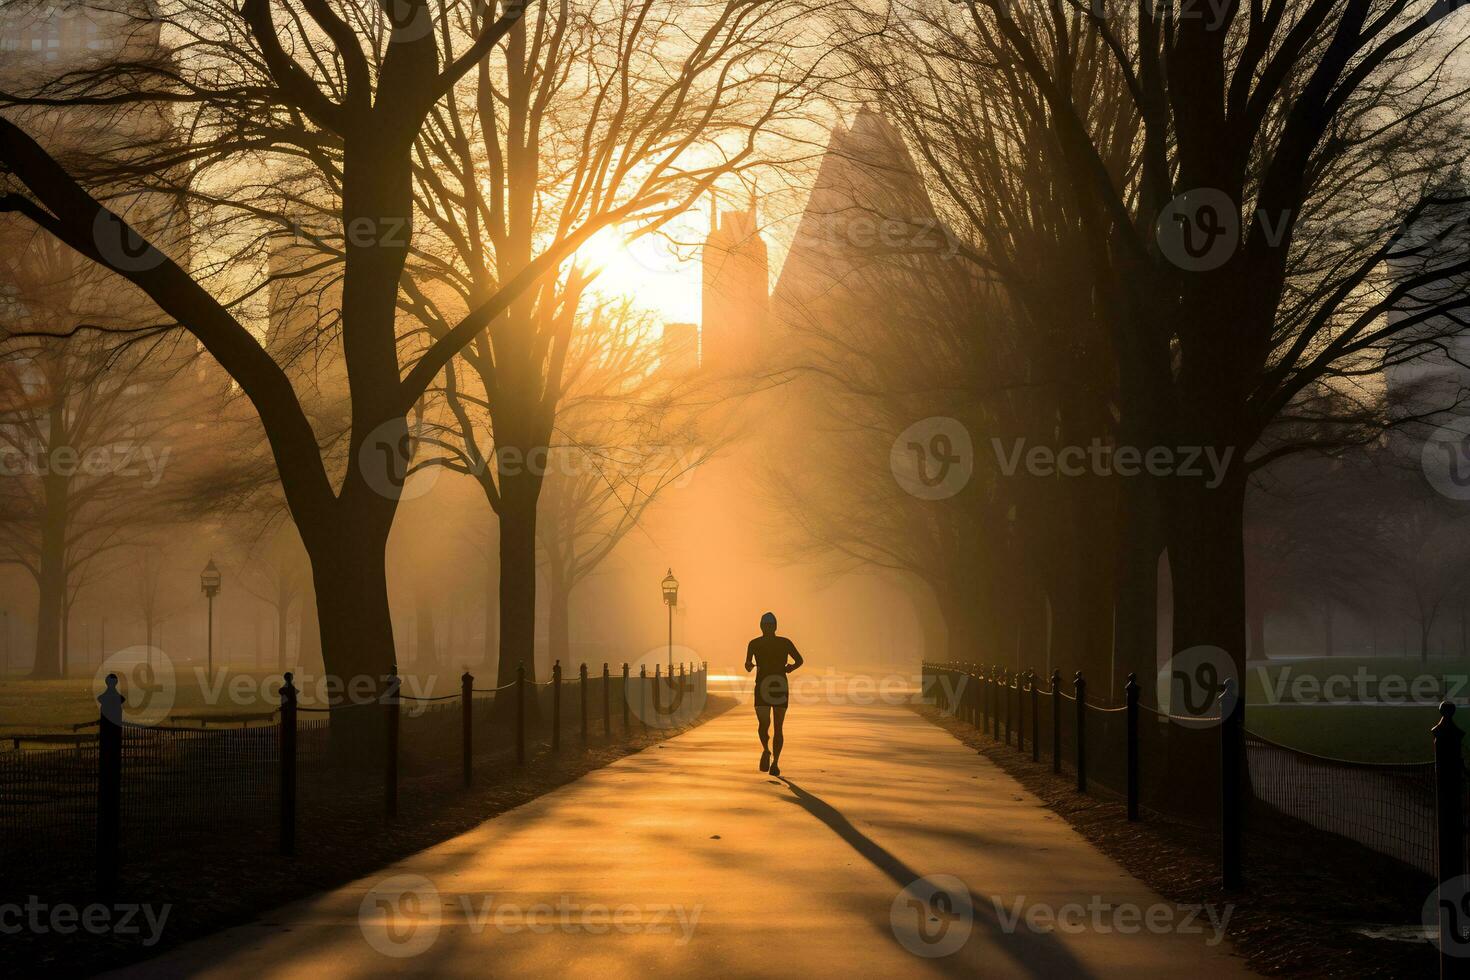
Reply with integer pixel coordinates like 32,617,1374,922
2,1,1470,976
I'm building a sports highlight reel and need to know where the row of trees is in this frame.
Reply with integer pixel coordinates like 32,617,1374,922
0,0,830,738
774,0,1470,718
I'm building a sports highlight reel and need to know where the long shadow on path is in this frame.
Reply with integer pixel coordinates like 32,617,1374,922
777,777,1095,979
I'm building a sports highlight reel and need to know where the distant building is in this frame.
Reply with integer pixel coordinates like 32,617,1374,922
660,321,699,374
701,203,769,373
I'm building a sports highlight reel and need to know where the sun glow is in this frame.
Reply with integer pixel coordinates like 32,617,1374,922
574,224,702,325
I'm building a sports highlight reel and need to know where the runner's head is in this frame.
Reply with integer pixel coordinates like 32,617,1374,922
760,611,777,635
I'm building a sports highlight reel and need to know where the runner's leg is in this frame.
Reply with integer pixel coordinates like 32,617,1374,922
771,705,787,765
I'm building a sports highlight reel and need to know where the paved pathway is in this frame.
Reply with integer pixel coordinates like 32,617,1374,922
112,699,1253,978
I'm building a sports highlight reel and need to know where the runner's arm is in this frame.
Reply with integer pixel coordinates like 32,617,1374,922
785,643,804,673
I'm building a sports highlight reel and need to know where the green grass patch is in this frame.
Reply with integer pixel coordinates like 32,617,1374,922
0,667,468,736
1245,703,1447,764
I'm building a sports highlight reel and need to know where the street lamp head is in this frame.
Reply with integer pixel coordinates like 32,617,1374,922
200,558,222,597
661,568,678,607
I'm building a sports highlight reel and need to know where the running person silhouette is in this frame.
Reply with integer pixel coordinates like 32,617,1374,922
745,611,803,776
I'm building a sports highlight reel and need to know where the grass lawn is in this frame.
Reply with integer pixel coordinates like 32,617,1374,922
1239,657,1467,763
1244,655,1470,703
0,666,471,737
1245,703,1443,764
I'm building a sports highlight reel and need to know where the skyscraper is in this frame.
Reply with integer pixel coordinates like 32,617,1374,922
701,202,769,373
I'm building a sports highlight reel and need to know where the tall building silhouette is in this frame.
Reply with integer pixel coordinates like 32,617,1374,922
660,321,699,374
701,202,769,373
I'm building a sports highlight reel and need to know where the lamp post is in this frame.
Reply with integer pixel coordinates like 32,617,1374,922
200,558,222,675
661,569,678,675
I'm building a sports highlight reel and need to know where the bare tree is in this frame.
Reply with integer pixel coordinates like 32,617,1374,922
394,0,840,686
0,0,629,725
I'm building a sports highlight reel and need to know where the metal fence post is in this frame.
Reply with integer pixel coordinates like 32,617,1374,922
385,673,400,820
640,664,648,731
280,672,297,855
622,662,631,732
1435,701,1467,972
1016,670,1025,754
603,663,612,738
653,664,663,717
969,664,979,726
516,662,526,765
552,661,562,753
1221,677,1243,889
580,663,589,743
993,666,1002,740
97,673,123,897
1030,671,1039,763
461,671,473,787
1005,668,1013,747
1125,672,1139,821
1051,668,1062,774
1074,671,1087,794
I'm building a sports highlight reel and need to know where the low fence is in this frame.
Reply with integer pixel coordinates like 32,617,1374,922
0,660,708,897
921,662,1470,888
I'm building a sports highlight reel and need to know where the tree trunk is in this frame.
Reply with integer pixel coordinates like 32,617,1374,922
496,485,541,688
275,581,292,672
297,585,323,674
483,550,499,674
1163,467,1249,821
304,526,399,765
